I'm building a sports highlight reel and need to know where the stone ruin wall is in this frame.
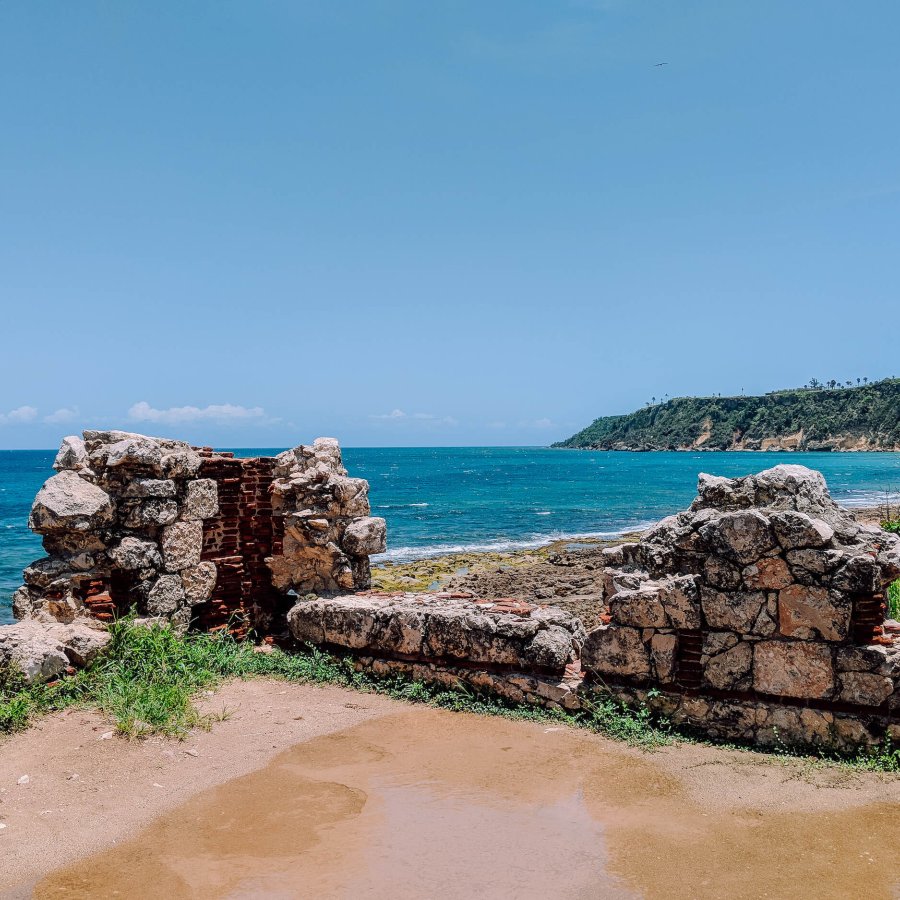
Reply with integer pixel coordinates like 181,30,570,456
3,431,385,674
4,439,900,754
584,465,900,750
270,465,900,752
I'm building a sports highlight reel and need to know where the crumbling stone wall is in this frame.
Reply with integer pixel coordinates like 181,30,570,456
4,431,385,679
584,465,900,749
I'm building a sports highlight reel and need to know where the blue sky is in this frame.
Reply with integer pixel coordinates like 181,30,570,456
1,1,898,449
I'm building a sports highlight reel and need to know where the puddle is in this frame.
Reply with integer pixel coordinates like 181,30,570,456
34,709,900,899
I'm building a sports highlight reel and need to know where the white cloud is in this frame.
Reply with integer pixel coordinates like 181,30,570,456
128,401,276,426
0,405,38,425
370,409,458,426
44,407,79,425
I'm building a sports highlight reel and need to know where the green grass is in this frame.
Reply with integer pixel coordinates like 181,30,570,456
0,620,671,747
1,620,898,772
888,579,900,620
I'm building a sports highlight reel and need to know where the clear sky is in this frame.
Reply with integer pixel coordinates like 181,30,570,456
1,1,898,449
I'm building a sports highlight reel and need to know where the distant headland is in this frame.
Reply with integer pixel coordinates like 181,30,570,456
555,378,900,451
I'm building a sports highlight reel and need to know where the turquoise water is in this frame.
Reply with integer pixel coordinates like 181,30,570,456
3,447,900,624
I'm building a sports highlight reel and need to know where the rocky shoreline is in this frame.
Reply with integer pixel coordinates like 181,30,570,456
558,443,900,452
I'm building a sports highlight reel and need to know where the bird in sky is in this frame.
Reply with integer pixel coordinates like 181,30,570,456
654,62,669,67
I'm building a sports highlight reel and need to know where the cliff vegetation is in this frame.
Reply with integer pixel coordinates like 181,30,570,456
555,378,900,451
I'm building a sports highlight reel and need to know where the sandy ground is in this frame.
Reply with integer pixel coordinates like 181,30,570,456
0,680,401,895
1,678,900,898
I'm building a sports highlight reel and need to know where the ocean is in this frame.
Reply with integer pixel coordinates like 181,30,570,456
3,447,900,624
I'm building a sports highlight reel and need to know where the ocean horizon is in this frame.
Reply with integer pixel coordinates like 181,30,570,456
3,446,900,624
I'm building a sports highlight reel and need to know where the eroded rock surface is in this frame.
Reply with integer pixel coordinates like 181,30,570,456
287,591,586,675
267,440,385,594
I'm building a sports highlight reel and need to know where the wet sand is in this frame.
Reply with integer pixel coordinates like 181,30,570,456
4,687,898,899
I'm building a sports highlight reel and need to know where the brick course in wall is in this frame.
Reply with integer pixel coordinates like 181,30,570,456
195,453,289,637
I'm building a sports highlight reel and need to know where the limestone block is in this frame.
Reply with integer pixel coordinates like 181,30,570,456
650,633,678,684
181,561,217,605
836,644,898,675
161,521,203,572
122,479,177,499
29,471,114,534
49,623,111,667
180,479,219,521
770,510,834,551
696,473,754,509
107,536,163,572
703,555,743,590
742,557,793,590
701,587,775,636
53,435,88,472
287,593,584,674
582,626,651,680
341,516,387,556
123,499,179,528
703,640,752,691
831,555,881,594
751,465,838,517
610,586,668,628
753,641,834,699
777,584,850,641
0,621,69,684
23,556,78,589
661,574,702,629
785,548,843,578
103,437,164,473
699,510,777,566
161,449,203,479
146,575,186,616
877,545,900,581
837,672,893,706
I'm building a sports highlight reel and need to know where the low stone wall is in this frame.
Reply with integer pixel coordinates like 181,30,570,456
287,591,586,677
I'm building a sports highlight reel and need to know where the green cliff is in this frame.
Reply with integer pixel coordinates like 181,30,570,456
555,379,900,451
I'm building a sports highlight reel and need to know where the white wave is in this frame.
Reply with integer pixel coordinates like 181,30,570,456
372,524,655,564
836,490,900,508
535,511,552,516
375,502,430,509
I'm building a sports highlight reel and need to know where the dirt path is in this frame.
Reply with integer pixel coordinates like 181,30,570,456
2,678,899,898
